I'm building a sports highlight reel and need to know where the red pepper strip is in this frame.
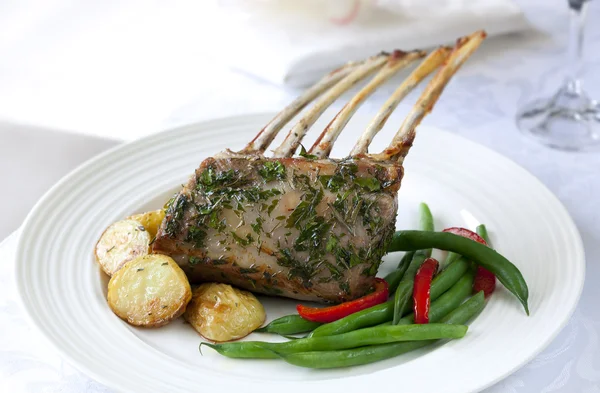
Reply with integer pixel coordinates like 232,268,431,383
413,258,439,324
443,227,496,297
442,227,487,245
473,266,496,298
296,278,389,323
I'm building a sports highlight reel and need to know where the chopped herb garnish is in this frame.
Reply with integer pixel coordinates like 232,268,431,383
251,217,264,234
240,267,259,274
186,226,207,248
258,161,286,182
294,216,331,254
298,144,318,159
136,268,144,272
266,198,280,216
339,281,351,294
354,176,381,191
326,235,339,253
231,232,254,246
197,166,240,191
319,174,345,192
189,256,202,265
286,187,323,229
277,248,318,286
164,194,188,237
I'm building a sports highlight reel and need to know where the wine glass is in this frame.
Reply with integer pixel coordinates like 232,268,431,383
516,0,600,151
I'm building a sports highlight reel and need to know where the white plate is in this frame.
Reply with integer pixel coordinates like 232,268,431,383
15,114,584,393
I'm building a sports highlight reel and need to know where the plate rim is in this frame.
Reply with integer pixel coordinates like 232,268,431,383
14,113,586,393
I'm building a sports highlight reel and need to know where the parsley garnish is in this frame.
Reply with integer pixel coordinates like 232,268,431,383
186,226,207,248
251,217,264,234
164,194,188,237
231,232,254,246
258,161,286,182
197,166,239,191
298,145,318,160
286,187,323,229
353,177,381,192
319,174,345,192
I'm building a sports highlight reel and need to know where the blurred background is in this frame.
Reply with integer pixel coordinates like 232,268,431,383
1,0,598,240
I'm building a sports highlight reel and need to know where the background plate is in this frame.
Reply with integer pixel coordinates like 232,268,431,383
15,114,584,393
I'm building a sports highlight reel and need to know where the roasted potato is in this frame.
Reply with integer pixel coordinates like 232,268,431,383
107,254,192,327
95,219,150,276
127,209,165,239
184,283,266,342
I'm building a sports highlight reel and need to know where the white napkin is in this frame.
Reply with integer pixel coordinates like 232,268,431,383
216,0,530,87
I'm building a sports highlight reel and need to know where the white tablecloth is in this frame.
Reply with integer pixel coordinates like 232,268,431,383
1,0,600,392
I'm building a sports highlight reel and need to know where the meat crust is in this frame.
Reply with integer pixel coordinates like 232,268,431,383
153,153,402,303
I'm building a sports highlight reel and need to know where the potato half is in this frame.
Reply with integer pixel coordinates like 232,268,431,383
95,219,151,276
127,209,165,239
184,283,266,342
107,254,192,327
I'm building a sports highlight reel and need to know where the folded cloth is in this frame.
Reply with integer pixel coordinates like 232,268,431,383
216,0,530,87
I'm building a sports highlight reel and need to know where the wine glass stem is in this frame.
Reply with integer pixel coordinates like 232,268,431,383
566,0,587,94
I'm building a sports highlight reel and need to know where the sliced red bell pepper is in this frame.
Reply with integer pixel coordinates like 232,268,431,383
443,227,496,297
473,266,496,297
296,278,389,323
413,257,439,324
442,227,487,245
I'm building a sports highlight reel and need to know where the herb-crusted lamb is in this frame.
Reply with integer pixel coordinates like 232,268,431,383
152,31,486,303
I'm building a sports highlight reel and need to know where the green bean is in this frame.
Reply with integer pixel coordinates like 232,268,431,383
310,258,469,337
392,253,469,325
391,251,427,324
403,251,428,283
445,252,460,265
399,251,415,269
476,224,491,245
275,292,486,368
445,225,489,267
384,251,415,293
419,202,434,257
387,230,529,314
441,290,485,323
203,323,467,359
430,258,470,299
308,300,393,338
201,341,274,359
381,265,473,327
395,270,474,325
392,279,414,324
255,315,321,335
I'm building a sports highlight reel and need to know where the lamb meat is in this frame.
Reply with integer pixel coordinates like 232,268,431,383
152,31,486,303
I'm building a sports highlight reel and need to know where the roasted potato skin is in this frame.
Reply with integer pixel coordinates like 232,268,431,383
184,283,266,342
127,209,165,239
108,254,192,328
95,219,150,276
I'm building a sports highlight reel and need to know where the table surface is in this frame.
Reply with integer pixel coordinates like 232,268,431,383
1,1,600,392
